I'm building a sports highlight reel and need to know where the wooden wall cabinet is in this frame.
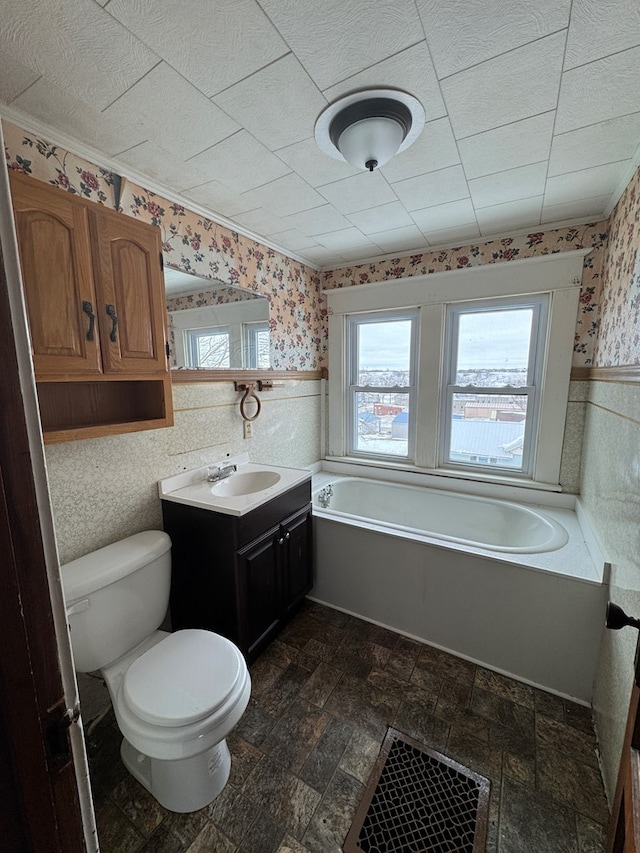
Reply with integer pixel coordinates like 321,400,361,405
163,481,313,662
9,172,173,442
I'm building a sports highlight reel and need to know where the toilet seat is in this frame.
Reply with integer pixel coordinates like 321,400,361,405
123,629,245,727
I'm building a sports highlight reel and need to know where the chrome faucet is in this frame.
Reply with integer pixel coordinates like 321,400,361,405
317,485,333,508
206,463,237,483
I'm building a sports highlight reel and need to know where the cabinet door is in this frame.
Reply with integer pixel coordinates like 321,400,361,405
10,173,101,376
237,527,281,659
282,506,313,616
89,208,167,374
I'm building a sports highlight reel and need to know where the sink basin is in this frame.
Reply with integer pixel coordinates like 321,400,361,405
212,470,281,497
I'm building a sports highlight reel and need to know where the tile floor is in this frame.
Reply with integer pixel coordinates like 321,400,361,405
86,600,609,852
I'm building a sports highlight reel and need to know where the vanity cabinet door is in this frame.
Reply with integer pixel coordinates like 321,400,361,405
10,172,101,376
281,506,313,617
236,526,281,659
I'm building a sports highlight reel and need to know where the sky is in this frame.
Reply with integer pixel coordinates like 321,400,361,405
357,309,533,372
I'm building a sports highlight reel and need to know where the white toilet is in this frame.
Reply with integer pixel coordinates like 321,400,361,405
60,530,251,813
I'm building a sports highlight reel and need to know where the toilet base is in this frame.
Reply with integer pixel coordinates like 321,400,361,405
120,736,231,813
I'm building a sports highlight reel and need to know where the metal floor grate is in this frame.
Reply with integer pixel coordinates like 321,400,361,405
344,728,490,853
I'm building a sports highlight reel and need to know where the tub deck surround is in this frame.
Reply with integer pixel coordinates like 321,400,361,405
312,471,604,583
159,453,311,517
310,472,608,704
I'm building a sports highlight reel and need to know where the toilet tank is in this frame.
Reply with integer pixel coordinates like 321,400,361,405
61,531,172,673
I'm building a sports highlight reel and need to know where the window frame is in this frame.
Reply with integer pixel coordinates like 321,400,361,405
439,294,549,478
326,252,587,490
346,309,418,463
186,325,231,369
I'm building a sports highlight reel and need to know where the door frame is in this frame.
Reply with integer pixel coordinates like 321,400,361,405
0,125,97,851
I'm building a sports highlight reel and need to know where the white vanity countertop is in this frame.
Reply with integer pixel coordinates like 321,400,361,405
158,453,311,517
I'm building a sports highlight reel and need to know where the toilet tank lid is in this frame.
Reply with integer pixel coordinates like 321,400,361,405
60,531,171,602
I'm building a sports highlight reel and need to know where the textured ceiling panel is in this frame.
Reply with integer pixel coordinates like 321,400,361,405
107,0,288,97
256,0,423,90
415,0,571,78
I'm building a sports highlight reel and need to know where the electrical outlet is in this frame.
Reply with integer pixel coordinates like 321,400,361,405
243,420,253,439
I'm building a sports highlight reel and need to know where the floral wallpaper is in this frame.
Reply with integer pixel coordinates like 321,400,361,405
594,164,640,366
324,226,608,367
2,120,325,371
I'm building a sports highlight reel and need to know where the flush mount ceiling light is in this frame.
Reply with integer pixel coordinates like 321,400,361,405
314,88,425,172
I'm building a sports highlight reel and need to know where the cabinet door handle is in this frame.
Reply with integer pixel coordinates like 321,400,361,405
82,301,95,341
106,304,118,342
284,532,290,540
278,537,285,545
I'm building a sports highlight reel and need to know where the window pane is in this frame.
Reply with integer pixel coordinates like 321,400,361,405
354,391,410,457
448,392,528,470
456,309,533,387
357,319,412,387
188,330,230,368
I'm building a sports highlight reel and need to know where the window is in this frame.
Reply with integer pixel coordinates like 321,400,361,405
441,296,548,478
245,322,270,369
327,253,586,488
186,326,230,368
347,311,417,460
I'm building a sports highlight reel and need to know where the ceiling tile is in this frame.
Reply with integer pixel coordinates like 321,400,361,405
279,204,351,236
458,112,555,180
549,113,640,176
417,0,571,78
322,41,446,124
240,173,325,218
103,62,240,161
275,138,359,187
347,202,414,235
541,195,611,223
268,228,320,251
0,49,40,103
107,0,288,97
300,246,347,266
232,207,289,236
367,224,429,254
476,196,543,234
544,161,629,206
420,222,481,246
469,161,547,208
380,117,460,183
315,227,379,253
392,165,469,212
212,54,326,151
318,171,398,215
182,179,255,218
256,0,423,90
186,131,291,193
116,140,213,192
556,46,640,134
411,198,476,232
0,0,159,110
12,77,147,156
565,0,640,70
441,31,565,139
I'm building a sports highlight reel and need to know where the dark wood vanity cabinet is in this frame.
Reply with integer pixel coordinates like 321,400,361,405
162,481,313,662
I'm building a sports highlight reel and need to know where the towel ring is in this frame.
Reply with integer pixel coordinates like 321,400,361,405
239,384,262,422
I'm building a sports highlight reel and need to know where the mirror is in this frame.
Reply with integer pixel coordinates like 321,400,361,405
164,268,270,370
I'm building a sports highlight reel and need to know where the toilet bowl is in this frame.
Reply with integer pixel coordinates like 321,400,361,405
61,531,251,813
